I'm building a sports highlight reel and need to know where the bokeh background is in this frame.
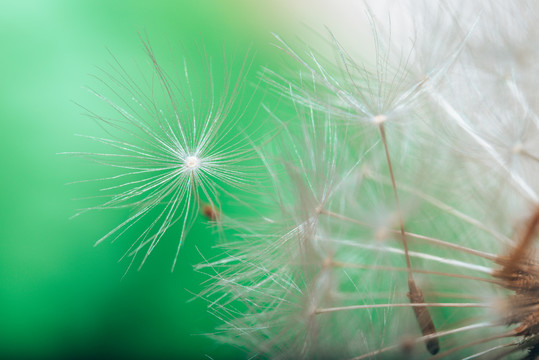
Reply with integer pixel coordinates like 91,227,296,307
0,1,368,359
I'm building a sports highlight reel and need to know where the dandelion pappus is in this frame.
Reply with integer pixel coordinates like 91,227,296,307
71,37,261,271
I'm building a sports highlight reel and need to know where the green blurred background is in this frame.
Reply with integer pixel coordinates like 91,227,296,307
0,1,299,359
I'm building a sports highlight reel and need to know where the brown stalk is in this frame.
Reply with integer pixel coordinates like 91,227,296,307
378,122,439,354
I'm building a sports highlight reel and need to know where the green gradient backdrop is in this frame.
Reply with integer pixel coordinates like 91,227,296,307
0,1,293,358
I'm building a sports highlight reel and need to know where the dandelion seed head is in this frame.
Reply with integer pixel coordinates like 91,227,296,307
200,5,539,354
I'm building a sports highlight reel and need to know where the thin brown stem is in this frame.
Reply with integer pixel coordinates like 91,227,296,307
331,261,502,285
378,122,439,354
322,208,496,261
378,123,411,272
315,302,488,315
334,291,485,302
366,171,514,245
521,149,539,163
350,321,495,360
429,332,514,360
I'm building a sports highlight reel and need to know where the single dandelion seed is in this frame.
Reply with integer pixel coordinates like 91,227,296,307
69,39,262,271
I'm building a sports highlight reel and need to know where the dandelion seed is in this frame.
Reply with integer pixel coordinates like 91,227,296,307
70,39,262,271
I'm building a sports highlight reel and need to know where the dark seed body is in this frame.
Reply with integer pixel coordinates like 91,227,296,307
408,279,440,355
